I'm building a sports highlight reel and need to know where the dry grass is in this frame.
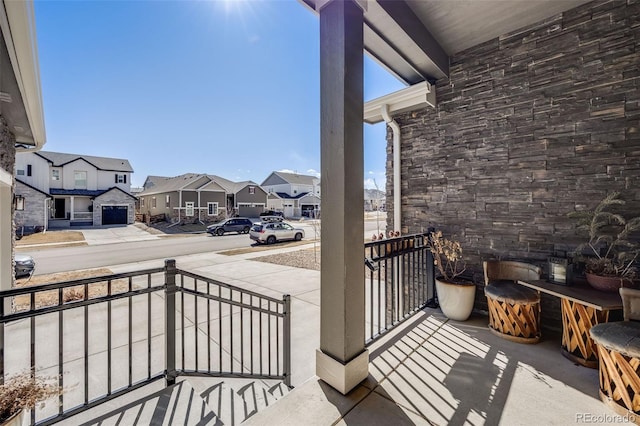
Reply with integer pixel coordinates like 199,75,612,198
14,268,131,311
253,247,321,271
16,231,86,247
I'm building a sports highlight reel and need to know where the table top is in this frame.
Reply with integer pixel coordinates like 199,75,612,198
517,279,623,311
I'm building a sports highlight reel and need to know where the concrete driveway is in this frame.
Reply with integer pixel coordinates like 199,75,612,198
80,224,160,245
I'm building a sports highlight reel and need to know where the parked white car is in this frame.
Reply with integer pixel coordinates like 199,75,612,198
249,222,304,245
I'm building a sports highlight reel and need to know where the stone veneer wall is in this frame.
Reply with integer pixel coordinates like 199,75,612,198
387,0,640,328
14,181,48,232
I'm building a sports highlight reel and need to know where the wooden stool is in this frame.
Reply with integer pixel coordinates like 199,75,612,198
483,261,542,344
485,281,541,343
590,321,640,423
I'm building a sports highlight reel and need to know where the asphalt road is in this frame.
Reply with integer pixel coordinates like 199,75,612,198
29,220,386,275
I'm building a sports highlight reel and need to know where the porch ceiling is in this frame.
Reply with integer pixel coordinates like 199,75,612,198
301,0,593,84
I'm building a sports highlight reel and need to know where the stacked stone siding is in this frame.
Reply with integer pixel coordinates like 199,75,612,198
388,0,640,327
14,181,48,232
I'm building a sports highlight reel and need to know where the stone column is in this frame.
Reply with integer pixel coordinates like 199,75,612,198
315,0,368,395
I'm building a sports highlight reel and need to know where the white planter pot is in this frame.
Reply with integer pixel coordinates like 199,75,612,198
435,278,476,321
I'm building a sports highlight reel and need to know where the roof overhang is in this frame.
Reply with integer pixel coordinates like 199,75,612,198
364,81,434,124
0,0,46,151
300,0,592,85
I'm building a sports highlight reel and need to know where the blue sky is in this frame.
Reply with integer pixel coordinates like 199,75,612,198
34,0,405,189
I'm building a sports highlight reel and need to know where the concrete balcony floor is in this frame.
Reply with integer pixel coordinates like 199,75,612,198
245,309,634,426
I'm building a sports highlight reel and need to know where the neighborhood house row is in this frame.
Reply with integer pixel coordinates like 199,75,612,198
14,151,386,231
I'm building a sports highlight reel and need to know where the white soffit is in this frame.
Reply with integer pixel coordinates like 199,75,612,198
364,82,434,124
1,0,46,150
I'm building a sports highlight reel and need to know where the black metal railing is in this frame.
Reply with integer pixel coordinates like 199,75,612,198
0,260,290,425
364,233,436,344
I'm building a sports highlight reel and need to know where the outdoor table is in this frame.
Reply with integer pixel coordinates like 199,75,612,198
517,279,623,368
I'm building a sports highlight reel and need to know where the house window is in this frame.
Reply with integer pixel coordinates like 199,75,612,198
185,202,194,217
74,171,87,189
165,195,170,207
140,198,145,208
152,197,157,208
52,169,60,181
27,165,32,177
16,169,24,176
207,202,218,216
115,173,127,184
249,186,255,194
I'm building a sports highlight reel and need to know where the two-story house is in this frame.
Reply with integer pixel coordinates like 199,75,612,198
137,173,267,223
14,151,136,230
261,171,321,218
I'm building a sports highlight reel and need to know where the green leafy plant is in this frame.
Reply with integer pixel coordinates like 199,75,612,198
0,371,61,422
427,230,467,283
568,192,640,280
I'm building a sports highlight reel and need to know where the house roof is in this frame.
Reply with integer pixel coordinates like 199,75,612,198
275,192,308,200
50,189,104,197
36,151,134,172
93,186,137,200
300,0,591,84
209,175,260,194
138,173,210,196
262,171,319,187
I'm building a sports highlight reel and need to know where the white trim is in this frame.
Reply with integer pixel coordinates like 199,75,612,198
238,203,266,207
207,202,219,216
185,201,195,217
363,82,435,124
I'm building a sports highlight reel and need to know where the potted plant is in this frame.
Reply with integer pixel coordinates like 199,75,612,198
568,192,640,292
427,230,476,321
0,372,61,425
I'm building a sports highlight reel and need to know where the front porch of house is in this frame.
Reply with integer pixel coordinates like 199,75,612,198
53,310,629,425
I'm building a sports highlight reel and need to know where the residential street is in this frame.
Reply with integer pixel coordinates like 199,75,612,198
22,218,386,275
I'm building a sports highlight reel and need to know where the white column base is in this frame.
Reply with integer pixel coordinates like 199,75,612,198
316,348,369,395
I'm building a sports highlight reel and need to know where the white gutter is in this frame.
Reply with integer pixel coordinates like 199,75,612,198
381,104,402,233
1,0,46,150
364,82,435,124
364,82,437,233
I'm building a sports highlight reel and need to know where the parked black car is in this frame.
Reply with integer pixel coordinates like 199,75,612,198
206,218,253,236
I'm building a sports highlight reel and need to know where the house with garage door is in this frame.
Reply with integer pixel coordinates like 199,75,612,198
14,151,136,229
262,171,321,218
138,173,267,222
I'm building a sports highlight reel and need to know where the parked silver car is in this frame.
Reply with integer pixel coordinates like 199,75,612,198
249,222,304,245
15,253,35,278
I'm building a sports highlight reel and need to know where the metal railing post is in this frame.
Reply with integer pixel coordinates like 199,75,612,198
282,294,291,388
165,259,177,386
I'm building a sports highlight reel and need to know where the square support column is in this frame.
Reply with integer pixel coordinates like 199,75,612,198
316,0,368,395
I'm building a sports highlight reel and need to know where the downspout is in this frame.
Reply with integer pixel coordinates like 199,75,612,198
381,104,401,233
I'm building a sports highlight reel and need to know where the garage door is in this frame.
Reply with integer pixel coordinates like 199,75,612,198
102,206,128,225
238,205,263,218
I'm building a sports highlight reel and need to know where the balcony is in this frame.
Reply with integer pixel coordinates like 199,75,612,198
1,235,630,425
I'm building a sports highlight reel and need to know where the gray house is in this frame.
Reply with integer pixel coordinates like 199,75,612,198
138,173,267,222
209,175,268,218
138,174,227,224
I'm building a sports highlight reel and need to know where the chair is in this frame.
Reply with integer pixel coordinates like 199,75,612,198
483,260,542,344
590,288,640,421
